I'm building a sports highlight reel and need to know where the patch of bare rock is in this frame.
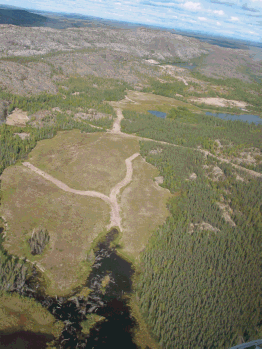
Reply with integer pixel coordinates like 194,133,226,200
6,108,29,126
216,202,236,227
189,97,248,109
14,132,30,140
154,176,164,185
188,222,220,234
149,148,163,155
203,164,225,181
74,109,112,121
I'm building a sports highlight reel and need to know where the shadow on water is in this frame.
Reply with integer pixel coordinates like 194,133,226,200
0,228,138,349
83,228,137,348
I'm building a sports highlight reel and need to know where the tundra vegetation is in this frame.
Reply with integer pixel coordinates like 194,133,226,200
0,16,261,348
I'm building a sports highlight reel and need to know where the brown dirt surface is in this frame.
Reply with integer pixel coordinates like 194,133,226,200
0,164,110,296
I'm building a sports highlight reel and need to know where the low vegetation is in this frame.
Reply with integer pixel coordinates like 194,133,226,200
27,130,139,195
0,291,63,338
0,164,110,295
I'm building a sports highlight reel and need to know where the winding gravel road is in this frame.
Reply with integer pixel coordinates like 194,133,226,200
23,151,140,231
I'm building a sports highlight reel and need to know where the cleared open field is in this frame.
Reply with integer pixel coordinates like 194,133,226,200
119,156,172,259
28,130,140,196
0,129,171,294
0,164,110,296
109,90,201,114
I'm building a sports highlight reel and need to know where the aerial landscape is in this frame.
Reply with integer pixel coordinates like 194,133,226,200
0,0,261,348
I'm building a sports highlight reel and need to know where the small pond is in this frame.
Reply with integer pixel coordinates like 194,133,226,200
171,62,197,70
148,110,166,118
206,112,262,125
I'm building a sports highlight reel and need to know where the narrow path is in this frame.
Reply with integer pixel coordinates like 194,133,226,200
111,108,262,179
23,152,140,231
110,108,123,134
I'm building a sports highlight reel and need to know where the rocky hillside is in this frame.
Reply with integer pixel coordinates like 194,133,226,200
0,9,260,96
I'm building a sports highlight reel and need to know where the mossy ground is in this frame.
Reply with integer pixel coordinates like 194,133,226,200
109,90,202,115
0,164,110,296
28,130,140,196
0,292,63,337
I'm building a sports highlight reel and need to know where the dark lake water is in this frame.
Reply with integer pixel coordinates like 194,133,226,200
171,62,197,70
206,112,262,125
0,229,138,349
148,110,166,118
0,331,54,349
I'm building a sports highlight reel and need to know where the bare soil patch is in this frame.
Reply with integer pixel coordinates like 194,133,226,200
189,97,248,108
6,108,29,126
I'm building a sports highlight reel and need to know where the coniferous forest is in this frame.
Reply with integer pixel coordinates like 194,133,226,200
134,141,262,348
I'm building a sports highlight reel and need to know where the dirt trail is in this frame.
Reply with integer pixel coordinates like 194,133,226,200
111,108,262,179
23,152,140,230
111,108,123,133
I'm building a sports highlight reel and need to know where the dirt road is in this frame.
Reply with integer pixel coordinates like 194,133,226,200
111,108,123,134
23,152,140,230
111,108,262,179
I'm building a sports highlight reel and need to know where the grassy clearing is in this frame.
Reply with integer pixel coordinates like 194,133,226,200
109,90,201,114
0,164,110,296
119,156,172,260
0,291,63,337
28,130,140,196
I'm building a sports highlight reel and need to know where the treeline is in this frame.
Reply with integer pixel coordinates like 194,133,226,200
0,120,102,176
122,109,262,153
135,141,262,348
142,78,186,98
191,72,262,113
1,75,130,117
0,221,32,292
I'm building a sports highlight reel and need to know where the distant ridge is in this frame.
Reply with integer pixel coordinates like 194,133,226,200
0,8,48,26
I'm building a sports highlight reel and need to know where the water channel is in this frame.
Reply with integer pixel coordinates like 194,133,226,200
0,229,138,349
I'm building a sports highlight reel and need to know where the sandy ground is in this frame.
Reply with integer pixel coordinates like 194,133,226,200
6,108,29,126
189,97,248,108
23,152,140,231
